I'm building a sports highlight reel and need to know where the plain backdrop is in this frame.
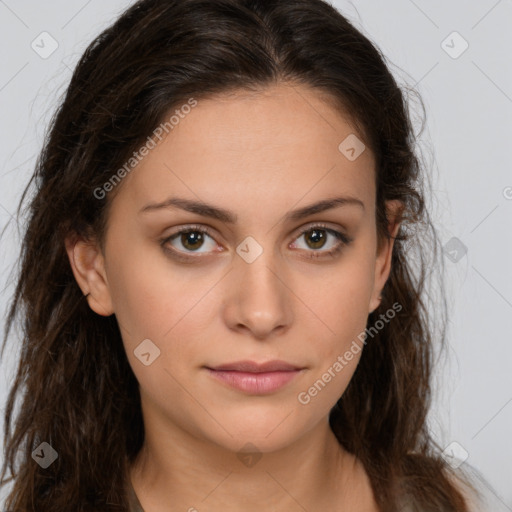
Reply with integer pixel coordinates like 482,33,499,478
0,0,511,508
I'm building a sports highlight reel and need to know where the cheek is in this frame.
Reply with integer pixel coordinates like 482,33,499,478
291,255,374,394
106,243,218,370
108,263,215,420
295,256,374,337
106,230,200,332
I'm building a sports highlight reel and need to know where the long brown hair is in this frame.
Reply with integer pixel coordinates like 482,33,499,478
1,0,477,510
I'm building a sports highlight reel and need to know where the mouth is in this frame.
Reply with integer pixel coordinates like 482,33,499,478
204,360,306,394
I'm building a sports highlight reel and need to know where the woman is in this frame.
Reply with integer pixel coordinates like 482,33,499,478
0,0,501,510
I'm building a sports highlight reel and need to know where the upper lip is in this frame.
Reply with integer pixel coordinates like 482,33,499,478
207,360,303,373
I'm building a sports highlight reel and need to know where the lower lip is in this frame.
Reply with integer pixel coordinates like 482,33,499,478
205,368,303,394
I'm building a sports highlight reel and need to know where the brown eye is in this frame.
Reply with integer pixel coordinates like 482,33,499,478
291,223,352,260
303,228,328,250
162,225,218,257
178,231,206,251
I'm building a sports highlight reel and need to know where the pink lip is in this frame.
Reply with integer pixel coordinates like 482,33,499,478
208,360,302,372
205,360,305,394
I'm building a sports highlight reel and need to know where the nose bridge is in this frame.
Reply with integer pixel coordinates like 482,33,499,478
224,234,293,337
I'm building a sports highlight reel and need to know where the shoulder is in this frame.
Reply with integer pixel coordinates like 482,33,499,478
395,461,507,512
445,465,481,511
444,463,509,512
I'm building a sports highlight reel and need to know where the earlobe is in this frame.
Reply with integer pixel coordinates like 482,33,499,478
64,233,114,316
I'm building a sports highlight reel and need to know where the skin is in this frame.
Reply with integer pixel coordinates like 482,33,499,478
66,82,402,511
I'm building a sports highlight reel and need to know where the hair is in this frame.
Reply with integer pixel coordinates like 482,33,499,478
0,0,479,510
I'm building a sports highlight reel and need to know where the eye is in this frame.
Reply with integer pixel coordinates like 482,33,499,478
290,223,352,259
161,224,219,258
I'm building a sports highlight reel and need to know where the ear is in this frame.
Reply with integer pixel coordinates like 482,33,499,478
368,199,404,314
64,231,114,316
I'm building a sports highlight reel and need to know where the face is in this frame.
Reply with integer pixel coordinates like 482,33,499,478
67,83,401,454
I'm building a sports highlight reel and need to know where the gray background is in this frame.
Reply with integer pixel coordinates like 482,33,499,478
0,0,511,508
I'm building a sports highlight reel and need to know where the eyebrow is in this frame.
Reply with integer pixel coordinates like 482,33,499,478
139,195,365,223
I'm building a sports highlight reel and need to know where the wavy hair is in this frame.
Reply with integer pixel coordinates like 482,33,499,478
1,0,477,510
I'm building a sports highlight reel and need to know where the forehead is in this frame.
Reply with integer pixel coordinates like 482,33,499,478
112,83,375,221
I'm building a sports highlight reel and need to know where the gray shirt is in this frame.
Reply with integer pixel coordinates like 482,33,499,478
126,478,144,512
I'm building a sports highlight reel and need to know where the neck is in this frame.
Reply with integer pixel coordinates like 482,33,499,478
129,415,376,511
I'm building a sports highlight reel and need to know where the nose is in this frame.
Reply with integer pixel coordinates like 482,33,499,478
222,250,293,340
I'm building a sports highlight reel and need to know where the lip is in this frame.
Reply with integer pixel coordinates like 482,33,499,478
205,360,305,394
208,360,302,372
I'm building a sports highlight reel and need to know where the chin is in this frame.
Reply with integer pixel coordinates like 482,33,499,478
201,411,309,454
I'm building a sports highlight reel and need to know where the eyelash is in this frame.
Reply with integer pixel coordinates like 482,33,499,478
160,223,352,262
